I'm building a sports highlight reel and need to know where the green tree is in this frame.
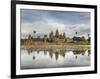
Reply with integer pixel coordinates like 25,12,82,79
81,36,86,41
87,34,90,44
33,30,36,38
75,32,78,37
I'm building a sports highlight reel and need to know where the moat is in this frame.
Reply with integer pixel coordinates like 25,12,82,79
21,47,90,69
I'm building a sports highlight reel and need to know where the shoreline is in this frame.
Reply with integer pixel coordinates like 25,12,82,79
21,44,90,51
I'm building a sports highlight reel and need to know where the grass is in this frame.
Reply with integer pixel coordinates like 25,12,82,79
21,44,90,51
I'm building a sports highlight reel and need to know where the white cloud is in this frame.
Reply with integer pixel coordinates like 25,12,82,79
21,17,66,36
21,16,90,39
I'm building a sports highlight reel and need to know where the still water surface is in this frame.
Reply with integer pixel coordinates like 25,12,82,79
21,48,90,69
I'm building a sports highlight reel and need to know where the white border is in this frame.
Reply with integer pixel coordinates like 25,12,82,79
16,4,95,75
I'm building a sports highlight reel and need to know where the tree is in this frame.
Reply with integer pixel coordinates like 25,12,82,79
63,32,66,38
81,36,86,41
33,30,36,34
44,34,47,43
75,32,78,36
87,34,90,43
33,30,36,38
73,36,86,41
88,34,90,37
73,36,78,41
87,37,90,43
44,34,47,38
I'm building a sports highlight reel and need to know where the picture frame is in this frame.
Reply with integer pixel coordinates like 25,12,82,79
11,0,97,78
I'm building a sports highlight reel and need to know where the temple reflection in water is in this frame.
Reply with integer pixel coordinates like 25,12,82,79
21,47,91,69
23,48,91,61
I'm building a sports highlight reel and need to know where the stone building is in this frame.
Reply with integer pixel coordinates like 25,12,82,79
21,29,67,45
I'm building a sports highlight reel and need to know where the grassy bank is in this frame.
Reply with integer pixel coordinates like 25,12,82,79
21,44,90,51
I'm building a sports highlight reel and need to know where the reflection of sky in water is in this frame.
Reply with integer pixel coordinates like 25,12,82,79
21,48,90,69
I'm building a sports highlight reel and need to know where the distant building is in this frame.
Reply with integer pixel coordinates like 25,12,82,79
21,29,67,45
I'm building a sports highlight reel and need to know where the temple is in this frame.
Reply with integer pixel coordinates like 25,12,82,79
21,29,67,45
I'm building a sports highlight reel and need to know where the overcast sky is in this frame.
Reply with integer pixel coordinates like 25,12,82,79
20,9,91,39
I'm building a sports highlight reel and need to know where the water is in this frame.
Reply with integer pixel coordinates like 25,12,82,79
21,47,91,69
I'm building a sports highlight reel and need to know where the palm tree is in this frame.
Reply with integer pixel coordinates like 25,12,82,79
75,32,78,37
87,34,90,43
88,34,90,37
33,30,36,38
73,32,78,42
44,34,47,43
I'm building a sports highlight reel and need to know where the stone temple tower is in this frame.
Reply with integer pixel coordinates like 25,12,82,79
55,29,59,38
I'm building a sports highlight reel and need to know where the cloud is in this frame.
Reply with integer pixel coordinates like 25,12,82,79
21,17,66,37
64,24,90,38
20,9,91,39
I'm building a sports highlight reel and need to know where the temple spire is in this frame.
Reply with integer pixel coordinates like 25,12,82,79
55,29,59,38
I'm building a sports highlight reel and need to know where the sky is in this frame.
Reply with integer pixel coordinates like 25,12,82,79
20,9,91,39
